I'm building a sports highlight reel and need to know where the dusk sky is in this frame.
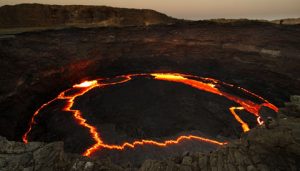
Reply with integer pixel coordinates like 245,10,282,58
1,0,300,20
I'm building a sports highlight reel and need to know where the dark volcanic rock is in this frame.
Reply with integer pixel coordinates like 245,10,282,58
0,4,299,169
0,136,123,171
27,77,246,165
259,106,278,120
0,98,299,170
0,4,175,29
280,95,300,118
140,109,300,171
0,20,300,142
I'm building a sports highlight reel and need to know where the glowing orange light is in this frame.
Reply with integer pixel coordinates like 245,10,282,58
151,73,187,80
98,135,227,150
22,98,57,143
207,83,216,88
73,80,98,88
23,73,278,157
229,107,250,132
151,73,223,96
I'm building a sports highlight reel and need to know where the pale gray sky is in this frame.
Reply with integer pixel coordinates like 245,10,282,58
1,0,300,20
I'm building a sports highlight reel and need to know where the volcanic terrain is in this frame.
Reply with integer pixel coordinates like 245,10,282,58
0,3,300,168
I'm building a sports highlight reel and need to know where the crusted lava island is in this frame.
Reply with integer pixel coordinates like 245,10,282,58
0,4,300,171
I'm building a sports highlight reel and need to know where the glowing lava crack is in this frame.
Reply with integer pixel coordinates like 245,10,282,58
22,73,278,157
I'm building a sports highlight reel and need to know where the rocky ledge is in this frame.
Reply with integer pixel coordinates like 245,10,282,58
0,96,299,171
139,96,300,171
0,4,175,30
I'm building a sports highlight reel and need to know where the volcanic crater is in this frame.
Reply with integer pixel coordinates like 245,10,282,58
1,5,300,168
22,73,277,165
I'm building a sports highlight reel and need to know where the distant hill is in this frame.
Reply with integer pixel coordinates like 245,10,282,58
272,18,300,25
208,18,300,25
0,4,299,35
0,3,176,29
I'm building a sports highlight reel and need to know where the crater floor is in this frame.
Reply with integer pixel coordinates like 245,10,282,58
24,73,277,165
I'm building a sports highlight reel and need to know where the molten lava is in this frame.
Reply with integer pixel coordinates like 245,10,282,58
22,73,278,157
73,80,98,88
229,107,250,132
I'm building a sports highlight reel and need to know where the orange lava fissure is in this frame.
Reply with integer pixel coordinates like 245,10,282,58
22,73,278,157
